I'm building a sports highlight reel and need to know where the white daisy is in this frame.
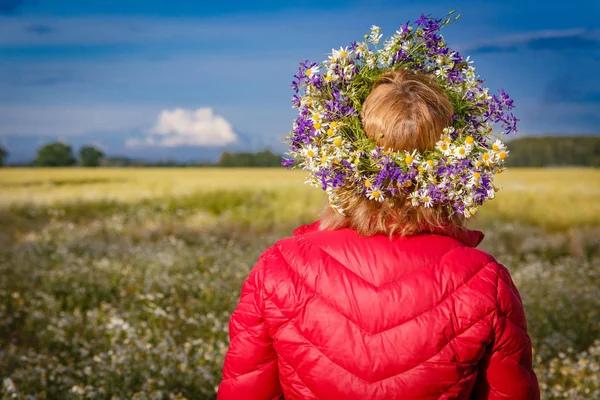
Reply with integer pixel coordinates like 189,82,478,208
343,65,354,80
366,57,377,69
496,149,509,162
420,190,433,208
404,149,420,165
303,145,318,160
369,25,382,44
463,196,474,207
463,207,478,218
305,65,320,77
311,112,322,122
480,151,495,167
355,43,367,58
408,191,420,206
331,136,344,148
423,159,436,171
366,187,385,202
453,145,471,159
468,171,482,187
436,140,453,156
435,68,448,79
491,139,507,152
332,46,352,60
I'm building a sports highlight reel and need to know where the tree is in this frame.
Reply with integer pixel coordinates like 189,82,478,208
0,145,7,167
507,136,600,167
79,145,105,167
218,149,283,167
34,142,76,167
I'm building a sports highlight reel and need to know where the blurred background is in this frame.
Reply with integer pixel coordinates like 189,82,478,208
1,0,599,399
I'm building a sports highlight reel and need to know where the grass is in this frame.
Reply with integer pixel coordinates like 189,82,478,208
1,167,599,231
1,167,599,399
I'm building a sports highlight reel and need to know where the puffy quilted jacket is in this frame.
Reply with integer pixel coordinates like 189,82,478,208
218,221,539,399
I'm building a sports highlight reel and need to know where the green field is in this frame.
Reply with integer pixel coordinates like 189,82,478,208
1,168,599,399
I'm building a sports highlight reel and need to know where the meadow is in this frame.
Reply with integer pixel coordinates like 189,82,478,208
1,167,599,399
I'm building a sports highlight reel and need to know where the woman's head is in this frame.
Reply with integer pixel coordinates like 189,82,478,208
362,69,453,152
321,69,462,236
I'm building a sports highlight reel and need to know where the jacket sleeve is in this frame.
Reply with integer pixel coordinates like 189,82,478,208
217,250,283,400
472,263,540,400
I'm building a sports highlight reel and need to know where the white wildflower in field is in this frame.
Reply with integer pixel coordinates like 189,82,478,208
0,168,599,399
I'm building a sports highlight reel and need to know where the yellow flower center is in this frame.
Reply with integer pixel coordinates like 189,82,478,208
427,159,435,166
372,190,380,198
422,197,430,203
443,137,451,143
330,121,338,128
473,172,481,179
327,128,334,137
499,151,507,159
306,150,314,158
312,114,320,121
492,144,499,151
333,137,343,147
458,148,466,155
365,180,372,188
340,50,347,57
418,166,424,172
476,161,482,167
313,122,321,130
405,155,413,164
440,143,448,151
465,136,474,144
305,69,313,77
324,75,332,82
482,153,490,160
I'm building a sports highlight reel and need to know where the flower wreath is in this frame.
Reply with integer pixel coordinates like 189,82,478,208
283,12,517,218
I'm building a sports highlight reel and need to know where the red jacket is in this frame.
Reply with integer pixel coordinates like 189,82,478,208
218,221,539,399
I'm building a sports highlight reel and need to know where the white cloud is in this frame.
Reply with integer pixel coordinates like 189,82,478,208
126,107,237,148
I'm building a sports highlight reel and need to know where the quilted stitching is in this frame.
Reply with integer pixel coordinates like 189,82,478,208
218,225,540,400
273,243,495,336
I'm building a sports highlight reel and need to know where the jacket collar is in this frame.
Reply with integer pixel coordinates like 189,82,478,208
293,220,322,237
428,224,484,248
293,220,484,248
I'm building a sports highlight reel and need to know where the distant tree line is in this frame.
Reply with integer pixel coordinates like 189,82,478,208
0,142,106,167
0,146,7,167
218,149,282,167
0,136,598,168
506,136,600,167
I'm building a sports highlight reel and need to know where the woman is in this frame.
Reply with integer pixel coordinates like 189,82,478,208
218,18,539,400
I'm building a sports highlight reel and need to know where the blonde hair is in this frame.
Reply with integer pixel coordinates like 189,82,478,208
321,69,463,236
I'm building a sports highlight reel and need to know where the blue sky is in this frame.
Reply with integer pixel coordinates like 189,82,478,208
1,0,599,162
